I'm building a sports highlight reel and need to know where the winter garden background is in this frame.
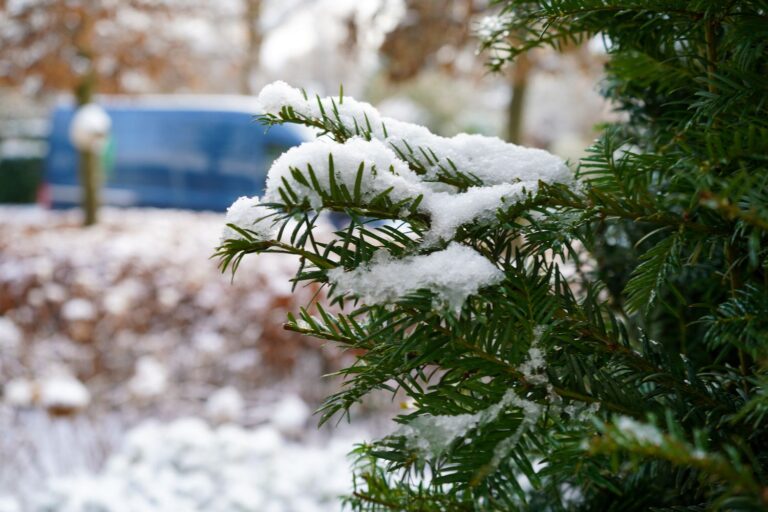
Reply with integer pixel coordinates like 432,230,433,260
3,0,766,511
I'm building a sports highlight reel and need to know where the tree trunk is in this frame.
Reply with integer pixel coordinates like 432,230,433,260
74,8,99,226
240,0,263,95
506,53,531,144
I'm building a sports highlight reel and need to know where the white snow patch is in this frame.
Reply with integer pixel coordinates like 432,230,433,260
61,298,97,322
0,495,20,512
328,242,504,311
128,356,168,399
615,416,664,445
3,378,35,407
206,386,245,424
37,417,359,512
264,137,426,211
399,389,543,459
423,182,530,243
271,394,311,434
69,103,111,152
0,317,21,354
39,374,90,411
221,196,278,242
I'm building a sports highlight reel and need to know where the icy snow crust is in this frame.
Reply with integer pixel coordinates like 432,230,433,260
328,242,504,311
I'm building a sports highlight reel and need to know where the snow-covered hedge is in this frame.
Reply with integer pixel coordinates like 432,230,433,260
34,416,362,512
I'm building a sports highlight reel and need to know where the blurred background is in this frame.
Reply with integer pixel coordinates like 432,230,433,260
0,1,612,510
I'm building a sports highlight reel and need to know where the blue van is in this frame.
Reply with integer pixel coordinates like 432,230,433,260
45,97,304,211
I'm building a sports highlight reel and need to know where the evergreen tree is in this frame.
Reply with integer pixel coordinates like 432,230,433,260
218,1,768,509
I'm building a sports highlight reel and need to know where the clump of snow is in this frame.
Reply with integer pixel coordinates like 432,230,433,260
615,416,664,446
3,378,35,407
192,330,227,355
271,394,311,434
328,242,504,312
0,317,21,354
423,182,531,243
102,278,145,316
221,196,278,242
128,356,168,399
401,413,480,457
206,386,245,424
61,298,97,322
39,374,90,413
69,103,111,152
37,417,359,512
264,137,427,211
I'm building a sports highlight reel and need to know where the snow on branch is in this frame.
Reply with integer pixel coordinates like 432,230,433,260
221,196,278,242
220,82,573,311
327,242,503,312
257,80,572,188
263,137,428,211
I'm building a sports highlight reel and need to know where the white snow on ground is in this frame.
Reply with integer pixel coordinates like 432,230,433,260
0,317,21,354
38,373,91,412
0,207,388,510
128,356,168,399
270,393,311,434
61,298,97,322
205,386,245,424
36,417,363,512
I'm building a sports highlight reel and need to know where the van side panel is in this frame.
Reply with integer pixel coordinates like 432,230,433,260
45,106,303,212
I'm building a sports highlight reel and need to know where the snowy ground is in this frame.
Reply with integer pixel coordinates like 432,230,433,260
0,207,390,511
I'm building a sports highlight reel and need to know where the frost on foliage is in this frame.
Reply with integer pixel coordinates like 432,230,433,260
38,417,358,512
221,196,277,242
399,389,543,459
400,329,565,464
519,326,549,386
256,81,571,243
328,242,504,311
